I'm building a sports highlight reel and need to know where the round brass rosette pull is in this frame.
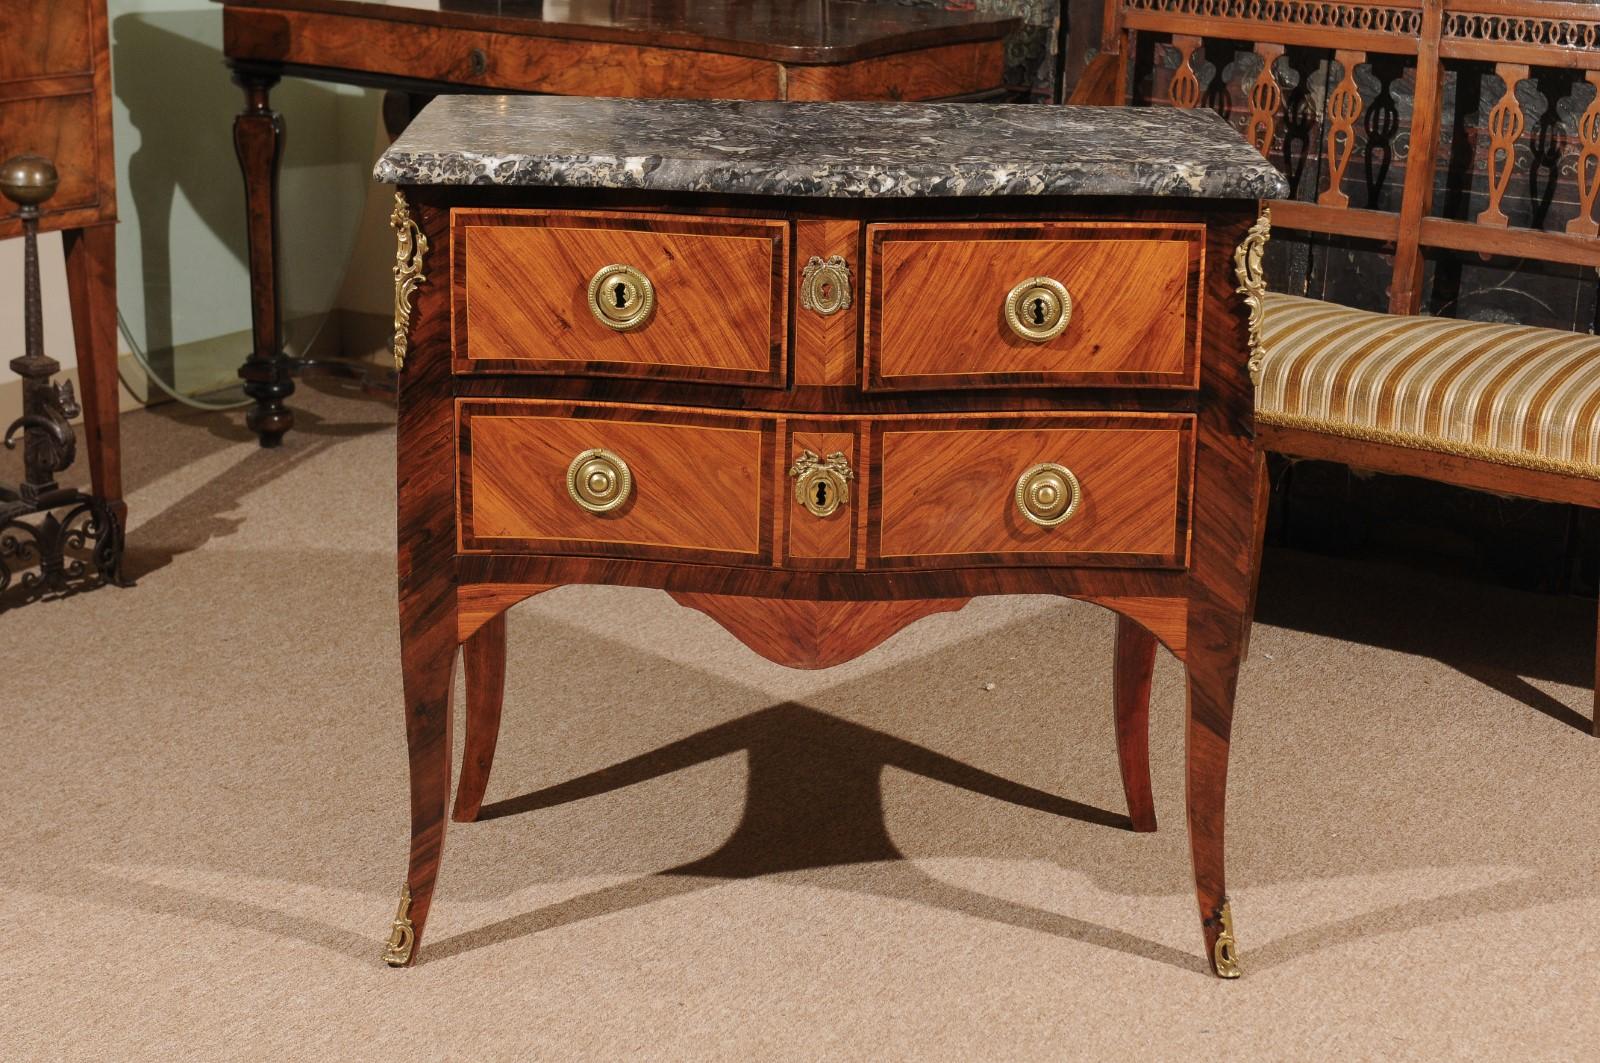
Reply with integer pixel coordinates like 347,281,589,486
567,448,632,514
1004,276,1072,343
587,263,655,331
1015,462,1081,527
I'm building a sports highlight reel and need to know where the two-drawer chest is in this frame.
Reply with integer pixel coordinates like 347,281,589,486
375,96,1287,977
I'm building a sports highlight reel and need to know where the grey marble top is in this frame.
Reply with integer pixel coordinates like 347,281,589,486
376,96,1288,201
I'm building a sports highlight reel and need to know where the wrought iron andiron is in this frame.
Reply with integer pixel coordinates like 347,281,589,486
0,154,127,603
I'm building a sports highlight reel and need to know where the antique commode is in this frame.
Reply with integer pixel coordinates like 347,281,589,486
375,96,1286,977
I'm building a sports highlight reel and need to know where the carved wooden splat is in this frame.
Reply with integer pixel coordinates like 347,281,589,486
1476,62,1529,228
1167,35,1203,110
670,593,971,669
1246,43,1286,160
1567,70,1600,238
1318,49,1367,209
457,583,556,642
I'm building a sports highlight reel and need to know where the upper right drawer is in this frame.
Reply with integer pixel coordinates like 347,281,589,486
864,222,1204,391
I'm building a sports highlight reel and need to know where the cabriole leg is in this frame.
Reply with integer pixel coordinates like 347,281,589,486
1112,615,1158,832
387,591,458,967
454,611,508,822
1184,623,1242,978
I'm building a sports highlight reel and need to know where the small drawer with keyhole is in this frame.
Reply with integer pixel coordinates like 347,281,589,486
864,222,1203,391
783,423,862,568
453,208,789,386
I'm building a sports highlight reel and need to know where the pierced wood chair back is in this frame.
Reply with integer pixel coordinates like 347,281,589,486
1074,0,1600,316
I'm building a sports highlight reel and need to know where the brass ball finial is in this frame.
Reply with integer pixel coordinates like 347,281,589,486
1,154,60,209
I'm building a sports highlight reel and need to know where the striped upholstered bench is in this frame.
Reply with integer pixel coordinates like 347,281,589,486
1073,2,1600,733
1259,294,1600,481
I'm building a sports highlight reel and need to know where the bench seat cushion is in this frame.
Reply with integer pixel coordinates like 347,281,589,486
1258,292,1600,479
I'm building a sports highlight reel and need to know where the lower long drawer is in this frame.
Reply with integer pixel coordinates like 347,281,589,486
459,400,778,564
870,415,1193,569
457,400,1193,570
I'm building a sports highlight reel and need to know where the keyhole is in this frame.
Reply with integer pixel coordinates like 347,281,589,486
1031,297,1047,325
613,282,629,309
819,281,832,301
814,481,831,508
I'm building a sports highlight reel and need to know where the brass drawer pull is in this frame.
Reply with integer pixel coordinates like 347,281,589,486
588,263,655,331
567,448,632,513
789,449,853,518
1004,276,1072,343
1015,462,1080,527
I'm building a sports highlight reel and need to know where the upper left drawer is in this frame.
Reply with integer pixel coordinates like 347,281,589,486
453,209,789,386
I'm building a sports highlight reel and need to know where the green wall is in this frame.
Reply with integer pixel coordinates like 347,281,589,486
110,0,380,377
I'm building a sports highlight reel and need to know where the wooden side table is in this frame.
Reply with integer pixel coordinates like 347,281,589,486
0,0,122,523
212,0,1022,448
376,96,1286,977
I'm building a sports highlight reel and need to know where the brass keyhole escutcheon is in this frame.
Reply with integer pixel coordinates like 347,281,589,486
1015,462,1081,527
567,448,633,514
800,255,853,317
1004,276,1072,343
789,449,853,519
588,263,655,331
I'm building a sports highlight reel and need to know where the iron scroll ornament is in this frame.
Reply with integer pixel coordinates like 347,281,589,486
1234,209,1272,387
391,192,429,371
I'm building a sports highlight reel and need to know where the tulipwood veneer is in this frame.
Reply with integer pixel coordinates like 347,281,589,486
383,97,1274,979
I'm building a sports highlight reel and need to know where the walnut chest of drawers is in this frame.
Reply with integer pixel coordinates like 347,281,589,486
376,96,1287,977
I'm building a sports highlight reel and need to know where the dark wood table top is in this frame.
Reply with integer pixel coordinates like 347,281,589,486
211,0,1022,64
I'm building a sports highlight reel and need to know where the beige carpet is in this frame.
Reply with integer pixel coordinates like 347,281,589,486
4,381,1598,1062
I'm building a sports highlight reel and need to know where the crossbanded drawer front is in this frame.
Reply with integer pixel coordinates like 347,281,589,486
865,223,1202,391
454,209,789,386
459,400,776,564
872,415,1193,568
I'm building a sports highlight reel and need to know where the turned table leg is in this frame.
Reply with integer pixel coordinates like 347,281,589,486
454,612,508,823
62,222,124,524
1112,615,1158,832
230,66,294,448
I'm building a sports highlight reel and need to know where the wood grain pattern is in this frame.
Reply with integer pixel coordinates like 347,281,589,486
220,0,1018,66
453,611,505,823
2,1,122,524
0,0,115,243
1183,211,1259,976
875,417,1193,567
792,218,859,387
62,223,123,520
456,209,788,386
460,401,774,562
0,0,92,82
865,223,1201,390
392,183,1264,975
1082,595,1188,659
670,593,970,669
0,94,99,213
1113,615,1158,832
784,39,1004,101
232,69,294,446
784,427,859,566
393,196,460,965
224,8,787,100
457,583,555,643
